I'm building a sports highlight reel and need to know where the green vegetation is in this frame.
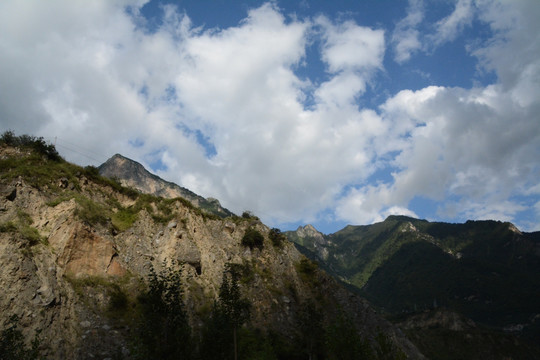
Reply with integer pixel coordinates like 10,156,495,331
132,265,192,360
241,227,264,250
268,228,286,247
403,320,540,360
74,196,109,226
0,132,139,201
111,207,139,232
200,265,251,360
296,301,325,359
289,215,540,358
63,261,407,360
0,315,41,360
0,210,47,249
295,258,319,283
325,312,373,360
65,274,136,317
1,130,60,161
0,221,17,233
241,211,259,220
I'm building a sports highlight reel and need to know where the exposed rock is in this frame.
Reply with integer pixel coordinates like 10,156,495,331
52,222,125,278
98,154,234,218
0,147,426,359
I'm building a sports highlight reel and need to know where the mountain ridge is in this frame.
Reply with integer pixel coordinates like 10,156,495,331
286,215,540,350
287,215,540,358
0,135,422,359
98,153,234,218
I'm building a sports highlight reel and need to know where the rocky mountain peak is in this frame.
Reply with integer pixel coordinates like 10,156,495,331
296,224,323,238
98,153,233,218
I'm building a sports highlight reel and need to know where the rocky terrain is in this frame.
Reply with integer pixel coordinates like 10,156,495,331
98,154,233,218
0,137,423,359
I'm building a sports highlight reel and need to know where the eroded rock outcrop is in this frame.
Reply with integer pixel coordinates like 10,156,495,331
0,146,425,359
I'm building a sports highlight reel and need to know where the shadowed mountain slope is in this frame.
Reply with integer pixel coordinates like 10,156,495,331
287,216,540,358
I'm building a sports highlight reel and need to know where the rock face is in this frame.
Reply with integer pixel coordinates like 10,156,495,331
0,145,425,359
294,224,329,260
98,154,233,218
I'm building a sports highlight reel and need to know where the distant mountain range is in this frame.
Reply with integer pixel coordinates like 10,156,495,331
98,154,234,218
287,215,540,357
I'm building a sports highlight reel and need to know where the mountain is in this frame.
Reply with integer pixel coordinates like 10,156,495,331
287,215,540,358
98,153,233,218
0,136,423,359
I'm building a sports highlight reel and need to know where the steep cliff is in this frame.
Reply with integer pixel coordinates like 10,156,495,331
0,141,424,359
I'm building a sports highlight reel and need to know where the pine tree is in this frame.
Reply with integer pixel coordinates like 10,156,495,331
133,264,192,359
200,265,251,360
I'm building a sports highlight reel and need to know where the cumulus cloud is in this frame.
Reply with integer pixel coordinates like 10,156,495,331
317,17,385,73
339,0,540,228
0,0,538,231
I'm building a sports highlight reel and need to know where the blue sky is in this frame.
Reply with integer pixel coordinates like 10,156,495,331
1,0,539,233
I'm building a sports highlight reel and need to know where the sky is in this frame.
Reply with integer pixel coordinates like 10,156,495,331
1,0,539,234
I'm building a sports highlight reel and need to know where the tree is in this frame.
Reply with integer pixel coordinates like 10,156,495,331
0,131,60,161
374,331,406,360
219,266,251,360
325,312,373,360
200,266,251,360
297,302,326,360
133,264,192,359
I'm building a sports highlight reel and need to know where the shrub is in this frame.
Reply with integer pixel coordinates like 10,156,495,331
74,197,108,226
296,258,319,284
241,211,259,221
268,228,286,247
0,212,47,248
111,207,138,232
0,315,41,360
0,221,17,233
241,228,264,250
1,130,60,161
108,284,129,313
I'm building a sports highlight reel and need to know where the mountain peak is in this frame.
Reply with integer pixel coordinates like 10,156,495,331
296,224,323,238
384,214,425,223
98,153,234,218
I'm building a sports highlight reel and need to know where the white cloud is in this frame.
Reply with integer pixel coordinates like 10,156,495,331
392,0,424,63
317,17,385,73
0,0,538,232
333,0,540,231
392,0,475,62
430,0,474,45
335,184,419,225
